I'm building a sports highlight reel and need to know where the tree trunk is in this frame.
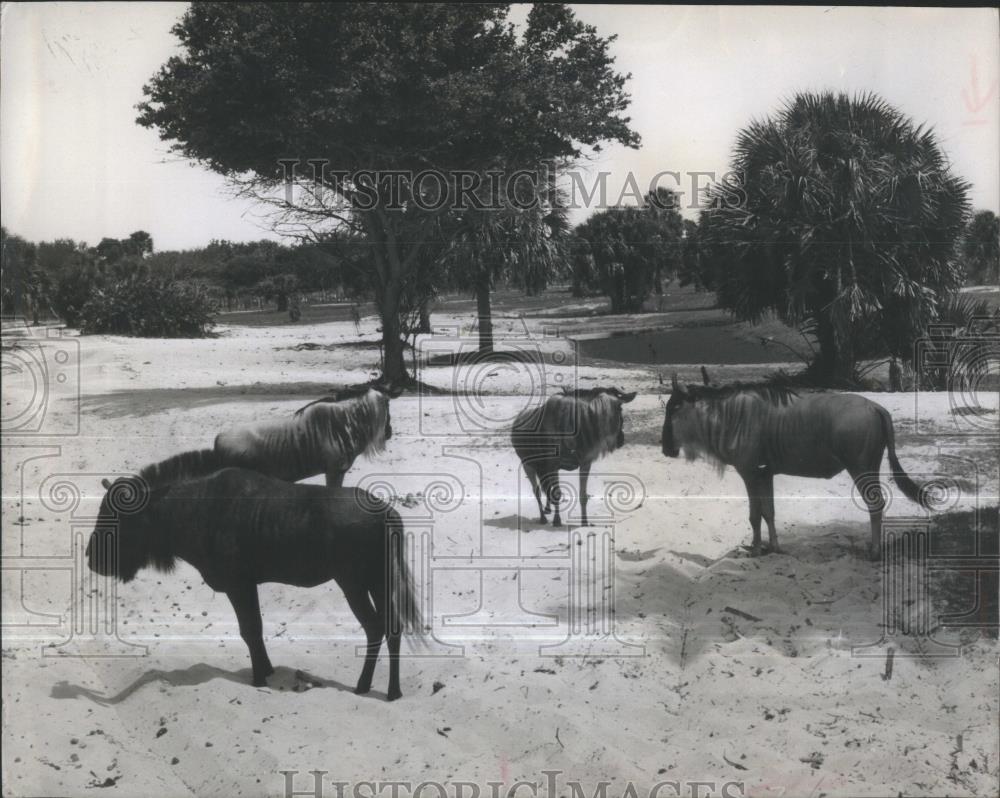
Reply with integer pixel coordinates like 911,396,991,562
814,312,855,384
476,274,494,355
418,297,432,334
379,296,409,387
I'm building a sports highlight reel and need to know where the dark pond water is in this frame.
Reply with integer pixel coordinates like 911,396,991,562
575,326,795,365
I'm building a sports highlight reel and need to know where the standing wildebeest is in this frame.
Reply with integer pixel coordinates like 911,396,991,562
512,387,637,526
214,384,397,487
660,371,931,558
88,467,423,699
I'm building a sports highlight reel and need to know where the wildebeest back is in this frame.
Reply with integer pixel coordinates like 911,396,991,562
150,468,396,590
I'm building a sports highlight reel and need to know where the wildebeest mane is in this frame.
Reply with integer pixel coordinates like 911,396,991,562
294,388,389,457
293,383,380,417
137,449,223,490
672,381,800,472
517,391,624,463
684,381,800,406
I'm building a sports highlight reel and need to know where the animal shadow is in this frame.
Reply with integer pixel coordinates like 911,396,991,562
50,663,356,705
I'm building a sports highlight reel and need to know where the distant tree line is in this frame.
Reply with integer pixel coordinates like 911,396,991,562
0,228,361,336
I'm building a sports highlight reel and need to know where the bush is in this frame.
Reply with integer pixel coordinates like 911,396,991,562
79,273,215,337
915,295,999,390
52,266,102,328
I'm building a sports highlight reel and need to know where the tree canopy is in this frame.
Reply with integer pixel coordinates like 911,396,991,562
137,2,639,384
698,91,971,380
574,189,684,313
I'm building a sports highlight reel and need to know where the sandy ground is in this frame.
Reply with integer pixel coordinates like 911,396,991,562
2,311,998,798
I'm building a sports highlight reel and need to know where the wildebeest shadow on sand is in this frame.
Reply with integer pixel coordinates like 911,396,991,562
553,509,997,666
50,664,357,705
81,379,455,419
80,382,356,419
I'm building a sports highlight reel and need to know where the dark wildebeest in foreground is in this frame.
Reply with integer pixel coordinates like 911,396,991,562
512,387,637,526
660,370,931,558
214,384,398,487
88,467,424,699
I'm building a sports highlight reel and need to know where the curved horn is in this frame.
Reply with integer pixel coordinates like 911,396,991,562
701,366,711,385
671,372,686,395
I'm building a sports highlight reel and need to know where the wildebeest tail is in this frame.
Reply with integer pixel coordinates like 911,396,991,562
878,407,930,509
388,517,426,641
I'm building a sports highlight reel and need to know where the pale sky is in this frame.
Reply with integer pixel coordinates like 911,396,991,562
2,3,998,251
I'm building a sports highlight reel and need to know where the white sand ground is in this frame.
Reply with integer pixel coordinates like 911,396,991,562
2,312,998,798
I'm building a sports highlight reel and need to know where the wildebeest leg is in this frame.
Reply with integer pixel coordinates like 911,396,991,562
759,470,779,553
738,469,764,556
524,463,547,524
226,583,274,687
343,583,384,696
849,465,884,561
370,586,402,701
542,471,563,526
579,462,591,526
325,467,346,488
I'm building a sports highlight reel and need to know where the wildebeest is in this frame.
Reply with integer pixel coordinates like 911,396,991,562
88,467,423,699
214,384,398,487
512,386,637,526
660,370,931,558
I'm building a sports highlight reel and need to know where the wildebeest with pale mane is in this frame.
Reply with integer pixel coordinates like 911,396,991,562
214,384,398,487
88,466,424,699
512,386,637,526
660,369,932,558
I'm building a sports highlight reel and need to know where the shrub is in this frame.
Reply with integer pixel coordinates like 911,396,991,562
51,265,103,328
915,295,999,390
79,273,215,337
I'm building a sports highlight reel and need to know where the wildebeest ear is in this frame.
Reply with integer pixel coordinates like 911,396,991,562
619,391,637,403
671,373,686,396
701,366,711,385
101,478,112,490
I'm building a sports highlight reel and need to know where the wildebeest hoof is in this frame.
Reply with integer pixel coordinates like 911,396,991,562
252,675,268,687
355,683,371,695
387,689,402,702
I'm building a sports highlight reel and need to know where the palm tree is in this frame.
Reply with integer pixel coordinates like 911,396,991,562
574,190,683,313
441,191,569,354
700,91,971,382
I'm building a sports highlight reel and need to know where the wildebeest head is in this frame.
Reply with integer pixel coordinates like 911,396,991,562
606,387,637,447
661,373,697,458
372,383,403,441
561,386,637,448
86,476,153,583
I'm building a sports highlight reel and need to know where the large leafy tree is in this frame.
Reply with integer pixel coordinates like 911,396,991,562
700,92,970,381
961,210,999,286
137,2,638,385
